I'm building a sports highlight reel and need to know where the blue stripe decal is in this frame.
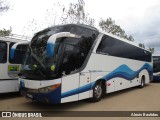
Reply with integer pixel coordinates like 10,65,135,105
61,82,96,98
61,63,152,98
103,63,153,81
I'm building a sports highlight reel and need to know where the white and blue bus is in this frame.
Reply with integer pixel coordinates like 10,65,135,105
153,54,160,81
12,24,152,104
0,35,28,93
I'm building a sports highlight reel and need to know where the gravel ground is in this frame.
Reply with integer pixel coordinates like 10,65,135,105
0,82,160,120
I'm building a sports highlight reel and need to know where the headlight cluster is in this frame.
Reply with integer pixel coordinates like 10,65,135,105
39,84,61,93
27,84,61,94
38,84,61,93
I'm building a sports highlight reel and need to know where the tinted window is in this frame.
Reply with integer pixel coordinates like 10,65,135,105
153,56,160,73
70,26,98,58
0,42,7,63
97,35,151,62
62,41,80,75
61,26,99,75
9,43,28,64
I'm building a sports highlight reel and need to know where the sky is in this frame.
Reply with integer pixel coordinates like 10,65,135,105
0,0,160,53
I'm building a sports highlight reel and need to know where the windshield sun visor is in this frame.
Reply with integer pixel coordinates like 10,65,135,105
47,32,80,57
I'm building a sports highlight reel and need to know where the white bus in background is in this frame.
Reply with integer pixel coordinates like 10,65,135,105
0,35,28,93
13,24,152,104
153,54,160,81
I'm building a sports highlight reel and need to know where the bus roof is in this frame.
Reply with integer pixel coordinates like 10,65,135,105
153,54,160,56
32,23,151,53
48,24,98,31
34,24,98,37
0,34,30,43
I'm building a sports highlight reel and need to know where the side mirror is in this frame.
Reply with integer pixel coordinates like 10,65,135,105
10,41,29,59
46,32,80,57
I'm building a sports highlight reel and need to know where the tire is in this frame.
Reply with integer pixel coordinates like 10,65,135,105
90,81,103,102
139,76,145,88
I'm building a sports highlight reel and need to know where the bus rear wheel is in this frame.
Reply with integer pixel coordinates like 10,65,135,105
139,76,145,88
90,81,103,102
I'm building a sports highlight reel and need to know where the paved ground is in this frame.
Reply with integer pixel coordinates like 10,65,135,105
0,82,160,120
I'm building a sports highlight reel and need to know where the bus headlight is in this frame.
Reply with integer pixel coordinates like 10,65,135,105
38,84,61,93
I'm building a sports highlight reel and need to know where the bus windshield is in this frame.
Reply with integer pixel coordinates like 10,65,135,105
9,43,28,64
153,56,160,73
20,25,99,80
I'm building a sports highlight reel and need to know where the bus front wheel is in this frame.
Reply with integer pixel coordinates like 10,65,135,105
90,81,103,102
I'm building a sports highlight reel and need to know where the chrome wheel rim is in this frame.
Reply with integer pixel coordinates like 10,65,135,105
94,85,102,98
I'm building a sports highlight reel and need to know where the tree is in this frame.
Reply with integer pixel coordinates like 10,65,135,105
148,47,154,53
139,43,155,53
0,0,9,12
99,18,134,41
0,28,12,36
0,0,11,36
60,0,95,26
23,0,95,36
139,43,145,49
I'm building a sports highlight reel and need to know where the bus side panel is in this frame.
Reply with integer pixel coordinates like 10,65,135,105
61,73,79,103
130,78,140,88
79,72,91,100
82,53,152,93
114,78,131,91
0,64,10,79
0,80,18,93
106,79,115,93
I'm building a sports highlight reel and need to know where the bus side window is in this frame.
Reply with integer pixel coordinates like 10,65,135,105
0,42,7,63
97,35,151,62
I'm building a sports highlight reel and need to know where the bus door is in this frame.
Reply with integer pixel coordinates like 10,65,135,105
61,37,90,101
79,72,91,100
61,40,80,103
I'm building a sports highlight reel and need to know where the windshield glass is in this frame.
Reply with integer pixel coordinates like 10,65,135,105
9,43,28,64
20,25,99,80
153,56,160,73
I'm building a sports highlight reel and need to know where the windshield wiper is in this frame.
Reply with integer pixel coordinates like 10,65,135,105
29,49,48,75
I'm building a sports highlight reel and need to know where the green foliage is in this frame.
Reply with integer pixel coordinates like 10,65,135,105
60,0,95,26
0,28,12,36
139,43,155,53
99,18,134,41
0,0,9,13
139,43,145,48
0,0,11,36
148,47,154,53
